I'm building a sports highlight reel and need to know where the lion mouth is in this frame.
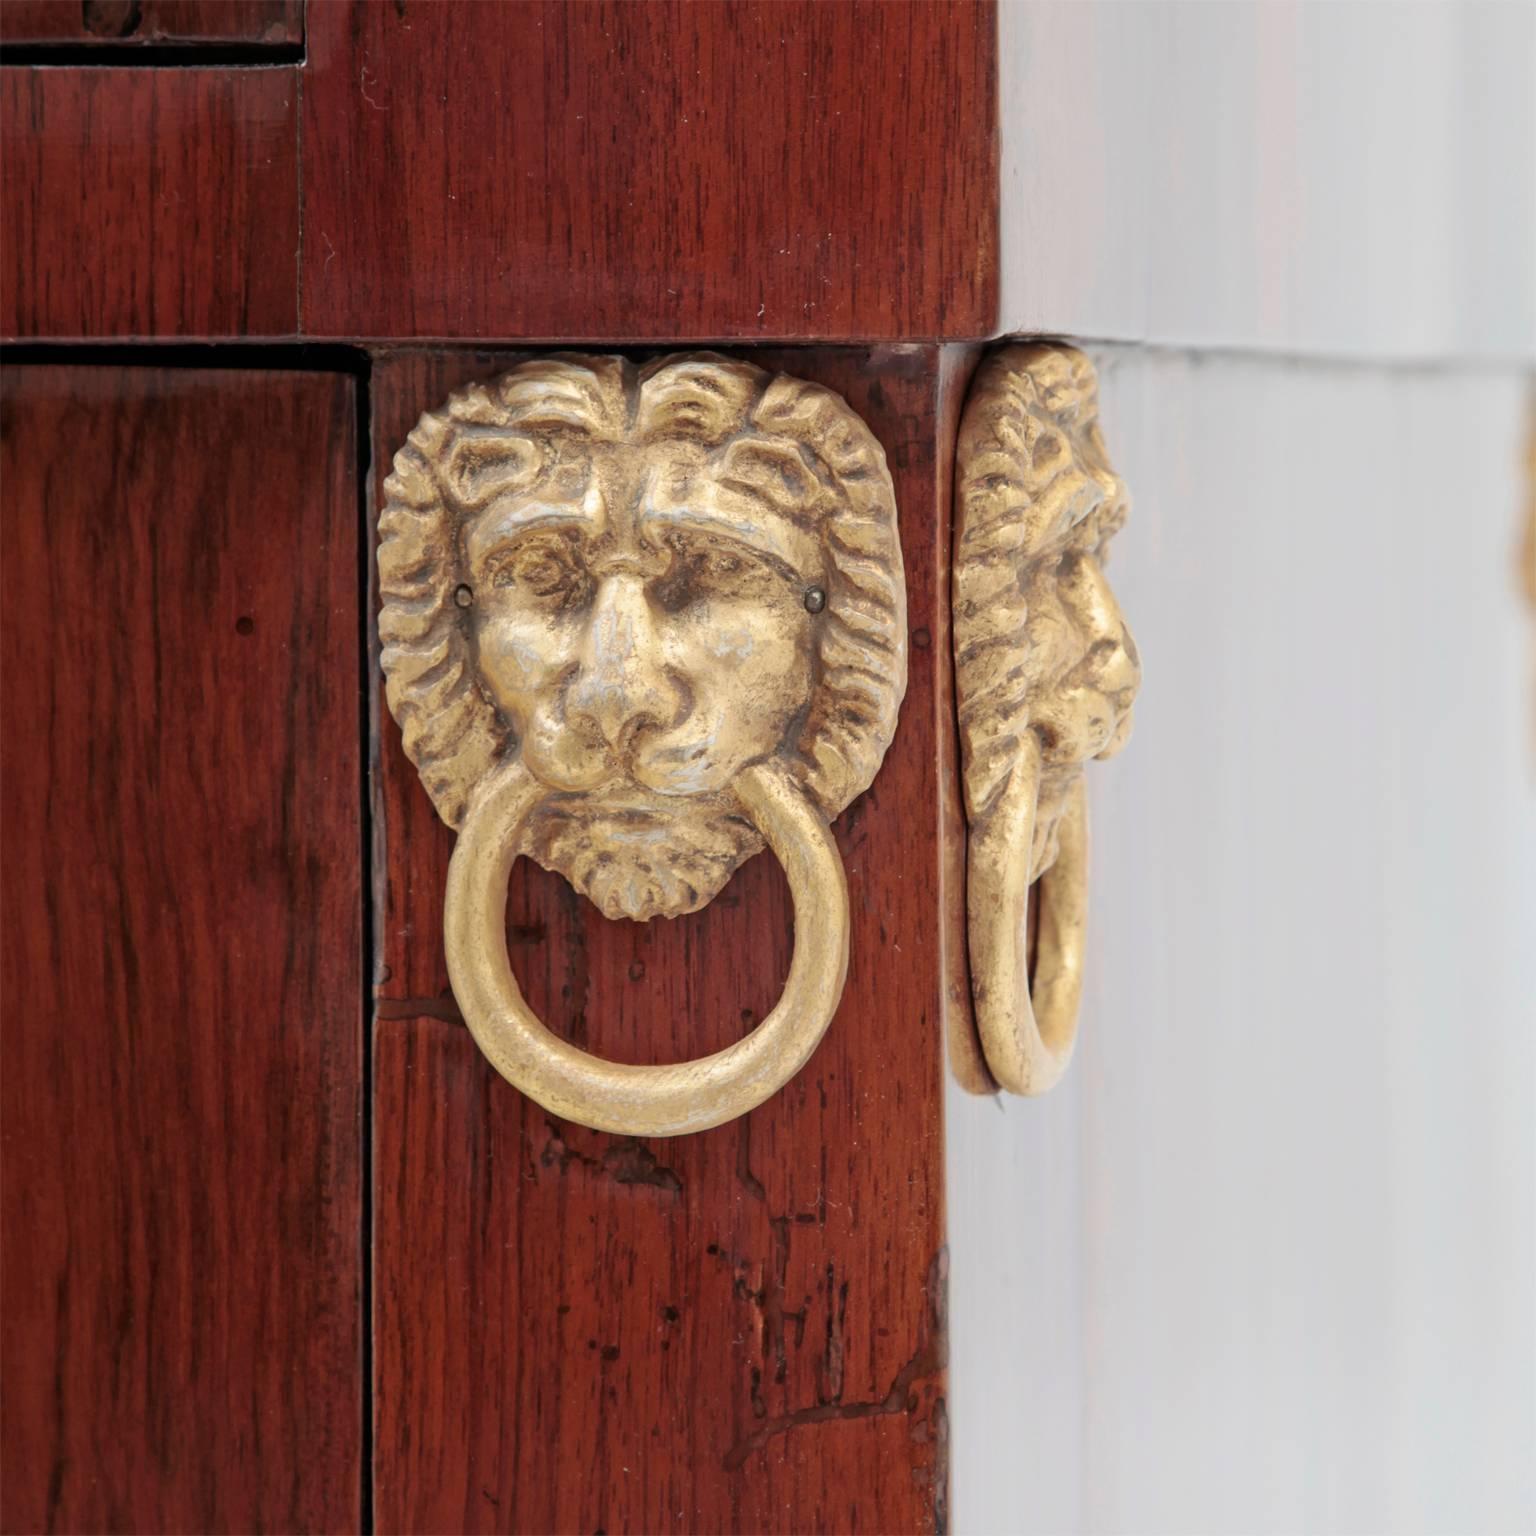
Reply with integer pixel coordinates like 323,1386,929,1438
542,777,734,820
540,742,740,807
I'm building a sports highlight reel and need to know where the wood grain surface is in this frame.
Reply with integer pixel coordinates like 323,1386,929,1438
370,345,966,1534
301,2,998,343
0,0,300,46
1,68,299,339
0,366,363,1533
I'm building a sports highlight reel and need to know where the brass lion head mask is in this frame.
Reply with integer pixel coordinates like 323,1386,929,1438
379,353,906,1134
954,343,1141,1095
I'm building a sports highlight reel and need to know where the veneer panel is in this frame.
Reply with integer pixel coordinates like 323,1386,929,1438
1,69,299,338
0,366,363,1533
301,3,998,342
0,1,300,46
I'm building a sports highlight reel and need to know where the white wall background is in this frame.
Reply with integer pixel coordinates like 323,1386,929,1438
999,0,1536,362
951,5,1536,1531
948,350,1535,1535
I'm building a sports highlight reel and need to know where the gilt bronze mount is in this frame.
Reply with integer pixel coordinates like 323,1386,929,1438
378,353,907,1135
954,343,1141,1095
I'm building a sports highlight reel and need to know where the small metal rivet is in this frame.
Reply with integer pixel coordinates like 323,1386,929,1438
454,583,474,609
804,586,826,614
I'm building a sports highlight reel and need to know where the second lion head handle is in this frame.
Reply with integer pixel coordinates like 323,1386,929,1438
378,345,1140,1134
953,343,1142,1095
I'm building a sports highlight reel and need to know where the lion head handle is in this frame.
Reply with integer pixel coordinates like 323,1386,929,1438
378,353,908,1133
954,342,1141,1095
955,342,1140,882
379,352,907,922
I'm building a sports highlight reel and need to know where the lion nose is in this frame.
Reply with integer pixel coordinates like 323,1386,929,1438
567,573,681,753
1078,556,1141,700
1091,626,1141,700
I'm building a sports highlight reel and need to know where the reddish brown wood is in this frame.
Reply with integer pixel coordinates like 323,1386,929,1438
1,69,299,339
0,366,363,1533
0,0,300,45
370,345,963,1533
301,3,999,343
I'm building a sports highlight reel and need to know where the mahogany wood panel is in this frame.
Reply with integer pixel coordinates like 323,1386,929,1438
371,345,967,1533
0,366,363,1533
0,1,300,46
301,3,998,343
1,69,299,339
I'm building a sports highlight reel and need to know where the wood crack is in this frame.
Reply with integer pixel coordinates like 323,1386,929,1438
722,1248,948,1472
539,1122,683,1196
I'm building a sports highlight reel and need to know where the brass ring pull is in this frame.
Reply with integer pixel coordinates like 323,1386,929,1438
967,734,1088,1096
445,758,849,1137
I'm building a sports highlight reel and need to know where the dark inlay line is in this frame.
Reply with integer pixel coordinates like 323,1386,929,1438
0,342,365,371
0,42,303,67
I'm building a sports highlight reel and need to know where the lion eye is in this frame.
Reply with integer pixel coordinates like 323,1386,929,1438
687,540,768,591
649,535,762,612
520,555,563,589
487,538,589,603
